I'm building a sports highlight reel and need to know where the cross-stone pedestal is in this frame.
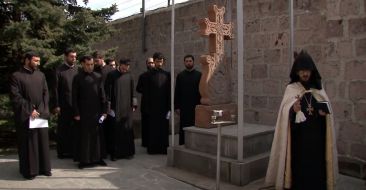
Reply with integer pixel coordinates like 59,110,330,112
195,103,237,128
167,123,275,186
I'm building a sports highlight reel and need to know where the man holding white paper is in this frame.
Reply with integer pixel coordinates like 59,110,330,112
9,51,51,180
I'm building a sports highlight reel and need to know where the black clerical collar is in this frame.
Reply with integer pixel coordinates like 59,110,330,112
23,66,35,73
300,81,314,90
116,67,126,74
64,62,75,68
82,70,93,75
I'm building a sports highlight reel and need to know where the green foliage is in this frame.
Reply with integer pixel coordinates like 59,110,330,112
0,0,118,92
104,47,118,59
0,94,14,131
0,94,13,119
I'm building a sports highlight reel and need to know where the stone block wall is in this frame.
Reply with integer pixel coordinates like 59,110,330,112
95,0,366,179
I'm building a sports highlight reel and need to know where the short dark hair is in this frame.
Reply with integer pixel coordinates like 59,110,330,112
153,52,164,60
119,59,130,65
92,51,104,59
64,48,76,56
105,58,115,65
184,54,194,61
79,55,93,63
24,51,40,60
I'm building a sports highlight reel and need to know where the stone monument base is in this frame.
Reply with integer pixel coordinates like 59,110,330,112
195,103,237,128
167,124,275,186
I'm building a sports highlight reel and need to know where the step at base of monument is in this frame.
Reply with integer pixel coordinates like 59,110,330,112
167,146,270,186
184,123,274,160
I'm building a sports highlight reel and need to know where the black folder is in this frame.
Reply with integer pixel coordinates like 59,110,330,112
316,101,332,114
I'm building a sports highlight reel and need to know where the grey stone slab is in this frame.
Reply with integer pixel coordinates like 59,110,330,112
0,139,199,190
158,166,366,190
184,123,274,138
185,130,238,159
243,132,274,159
184,124,274,160
172,146,232,182
170,146,270,186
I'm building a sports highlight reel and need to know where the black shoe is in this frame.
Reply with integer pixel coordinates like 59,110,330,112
58,154,72,159
78,163,87,169
40,171,52,176
23,175,36,180
121,155,134,160
98,160,107,166
57,154,65,159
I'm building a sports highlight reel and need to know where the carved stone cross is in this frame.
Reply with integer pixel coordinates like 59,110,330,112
198,5,233,105
200,5,233,55
195,5,236,128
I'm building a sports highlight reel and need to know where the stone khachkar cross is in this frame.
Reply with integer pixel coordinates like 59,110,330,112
195,5,237,128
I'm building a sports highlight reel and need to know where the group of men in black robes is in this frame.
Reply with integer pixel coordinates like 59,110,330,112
54,50,138,166
8,49,202,180
136,53,202,154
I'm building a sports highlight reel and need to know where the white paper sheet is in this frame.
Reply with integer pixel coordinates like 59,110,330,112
108,110,115,117
29,117,49,129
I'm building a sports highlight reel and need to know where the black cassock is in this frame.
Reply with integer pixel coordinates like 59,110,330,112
51,63,79,157
174,69,201,145
95,64,115,158
95,65,114,84
136,70,151,147
105,70,136,158
145,68,170,154
72,71,107,164
9,67,51,178
290,92,327,190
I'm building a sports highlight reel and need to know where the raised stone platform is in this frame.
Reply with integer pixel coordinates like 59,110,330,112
167,123,275,186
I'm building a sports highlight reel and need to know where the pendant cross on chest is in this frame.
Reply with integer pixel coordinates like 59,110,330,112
307,105,314,115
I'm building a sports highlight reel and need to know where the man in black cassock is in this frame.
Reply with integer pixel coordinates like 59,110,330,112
265,50,338,190
93,51,114,83
105,58,116,70
92,52,115,159
10,51,51,180
51,48,78,159
145,52,171,154
105,59,137,160
136,57,155,147
174,55,201,145
72,55,107,169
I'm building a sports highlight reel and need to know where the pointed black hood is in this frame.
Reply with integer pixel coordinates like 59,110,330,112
289,50,322,90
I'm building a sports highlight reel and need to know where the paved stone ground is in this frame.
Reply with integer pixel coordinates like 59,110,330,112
0,139,365,190
0,140,199,190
